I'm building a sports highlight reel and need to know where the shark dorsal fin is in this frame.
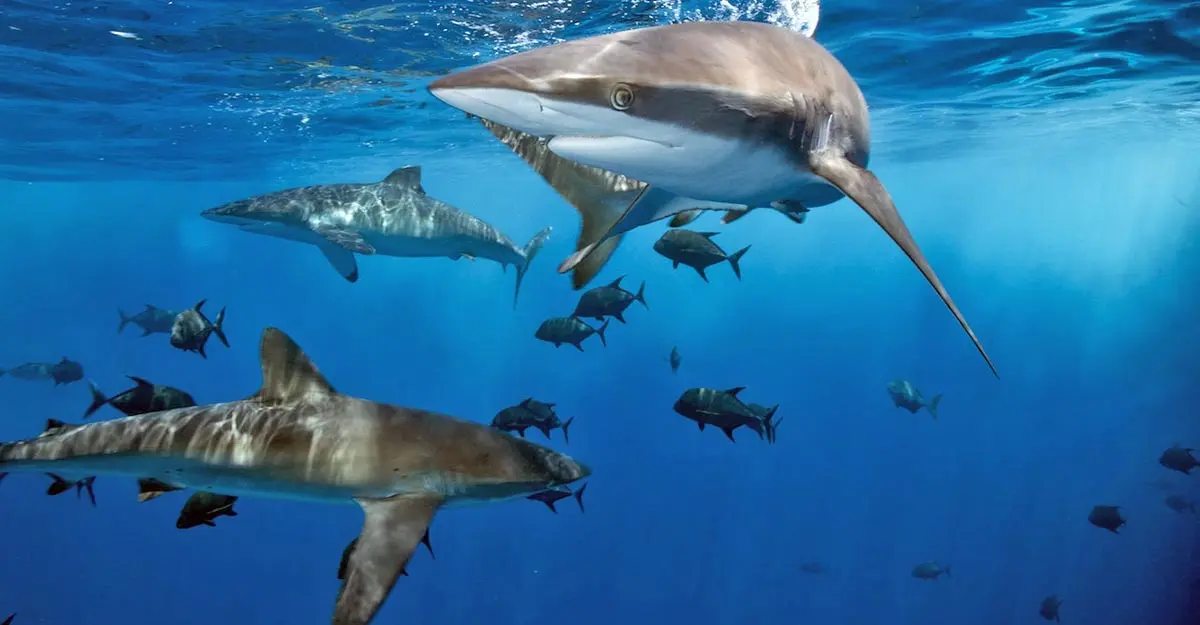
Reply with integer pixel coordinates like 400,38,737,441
383,166,423,191
254,327,336,403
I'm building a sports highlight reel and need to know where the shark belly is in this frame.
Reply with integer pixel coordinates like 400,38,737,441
548,127,842,208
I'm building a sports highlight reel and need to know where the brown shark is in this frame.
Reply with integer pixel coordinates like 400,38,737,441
427,20,997,377
0,327,591,625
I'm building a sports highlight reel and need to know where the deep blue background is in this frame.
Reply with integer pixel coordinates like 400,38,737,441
2,1,1199,625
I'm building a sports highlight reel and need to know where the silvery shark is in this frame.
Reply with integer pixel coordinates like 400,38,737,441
427,21,997,377
0,327,591,625
201,166,551,307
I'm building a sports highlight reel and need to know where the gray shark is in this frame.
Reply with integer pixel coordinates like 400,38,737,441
0,327,591,625
427,20,997,377
200,166,551,307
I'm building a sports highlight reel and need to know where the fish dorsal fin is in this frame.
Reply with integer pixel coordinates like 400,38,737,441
476,118,644,289
144,304,156,311
193,299,206,312
45,418,66,432
127,375,154,389
383,166,423,191
607,275,624,289
725,386,745,397
698,231,720,238
519,397,533,408
254,327,336,402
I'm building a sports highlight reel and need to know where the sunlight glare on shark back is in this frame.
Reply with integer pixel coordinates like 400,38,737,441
0,327,591,625
427,20,998,377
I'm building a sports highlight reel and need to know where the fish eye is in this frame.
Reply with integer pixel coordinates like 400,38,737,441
610,84,634,111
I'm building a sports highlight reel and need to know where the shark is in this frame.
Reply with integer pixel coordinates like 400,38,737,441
427,20,997,377
0,327,591,625
201,166,552,307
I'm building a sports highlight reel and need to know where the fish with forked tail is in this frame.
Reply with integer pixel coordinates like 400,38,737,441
118,305,178,336
527,482,587,513
0,326,591,625
911,561,950,580
426,20,997,377
1039,595,1062,622
573,275,646,324
492,398,575,443
1159,444,1199,474
535,317,608,351
887,380,941,420
170,299,229,358
86,376,196,419
201,166,552,306
673,386,778,443
1088,505,1125,533
653,230,748,282
667,347,681,373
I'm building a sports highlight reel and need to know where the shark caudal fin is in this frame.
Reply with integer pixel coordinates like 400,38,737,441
84,380,108,418
808,146,998,378
117,309,132,334
513,227,552,308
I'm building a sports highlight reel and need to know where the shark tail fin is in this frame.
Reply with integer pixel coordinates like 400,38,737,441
211,307,229,348
117,309,132,334
84,380,107,419
928,394,942,420
560,416,574,444
727,246,751,280
595,319,609,348
634,281,647,309
573,482,587,513
514,227,552,308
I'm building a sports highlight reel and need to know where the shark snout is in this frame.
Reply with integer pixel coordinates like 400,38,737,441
547,451,591,486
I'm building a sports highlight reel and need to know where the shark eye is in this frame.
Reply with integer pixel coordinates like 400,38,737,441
609,84,635,111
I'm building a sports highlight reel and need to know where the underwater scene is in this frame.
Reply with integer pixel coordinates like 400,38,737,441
1,0,1198,624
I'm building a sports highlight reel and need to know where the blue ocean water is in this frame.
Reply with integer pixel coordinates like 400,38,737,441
1,0,1199,624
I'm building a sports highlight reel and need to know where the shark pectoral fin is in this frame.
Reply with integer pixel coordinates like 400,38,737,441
807,151,998,378
318,243,360,283
335,494,442,625
315,225,376,255
669,209,703,228
475,119,640,290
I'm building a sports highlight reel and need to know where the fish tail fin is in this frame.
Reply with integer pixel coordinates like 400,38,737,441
514,226,552,308
634,281,647,309
928,394,942,420
78,476,97,507
727,246,751,280
595,319,609,347
84,380,107,419
944,565,951,578
573,482,587,513
46,473,70,496
117,309,131,334
561,416,574,444
0,473,7,485
764,405,782,444
212,307,229,348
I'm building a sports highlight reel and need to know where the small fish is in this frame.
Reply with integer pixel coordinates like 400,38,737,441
535,316,608,351
85,376,196,419
673,386,778,443
667,346,681,373
118,304,178,336
1039,595,1062,622
1159,444,1199,475
652,230,749,282
886,380,941,420
176,492,239,529
0,362,52,381
527,483,587,513
911,561,950,580
572,275,647,324
169,299,229,358
491,398,575,443
48,358,84,386
39,419,96,505
1088,505,1125,534
1164,494,1195,514
136,477,182,503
